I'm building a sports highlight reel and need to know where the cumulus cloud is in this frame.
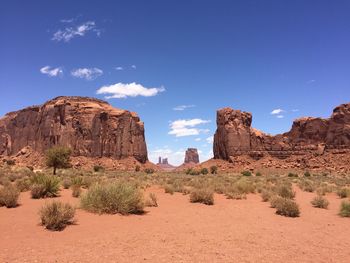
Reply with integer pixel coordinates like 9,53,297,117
71,68,103,80
173,105,195,111
271,108,285,115
195,138,201,141
168,119,210,137
131,65,136,69
52,21,101,42
206,136,214,144
40,66,63,77
115,66,123,71
96,82,165,99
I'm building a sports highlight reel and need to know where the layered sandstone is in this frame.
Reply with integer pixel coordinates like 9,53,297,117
213,103,350,171
0,96,148,163
184,148,199,164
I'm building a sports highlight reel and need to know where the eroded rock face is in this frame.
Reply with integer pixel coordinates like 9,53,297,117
184,148,199,164
214,103,350,161
0,96,148,163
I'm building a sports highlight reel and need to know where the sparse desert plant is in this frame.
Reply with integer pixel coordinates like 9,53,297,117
275,198,300,217
80,182,144,215
39,201,75,231
30,174,60,199
45,146,72,175
190,188,214,205
185,168,193,175
234,178,255,194
164,185,174,195
339,200,350,217
311,195,329,209
135,165,141,172
15,177,31,192
0,184,20,208
210,166,218,174
337,188,350,199
62,178,71,189
226,190,247,200
269,195,284,208
93,165,104,172
255,171,262,177
304,171,311,177
241,170,252,177
298,179,315,192
275,184,295,199
261,190,272,202
145,192,158,207
288,172,298,178
6,159,15,166
144,168,155,174
71,176,83,187
71,185,81,198
189,169,201,176
200,168,209,175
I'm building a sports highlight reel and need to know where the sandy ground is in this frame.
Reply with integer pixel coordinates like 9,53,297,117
1,187,350,263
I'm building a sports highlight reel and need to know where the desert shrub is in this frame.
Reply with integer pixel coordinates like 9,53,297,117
80,182,144,215
261,190,272,202
210,166,218,174
71,176,83,187
30,174,60,199
62,178,71,189
200,168,209,175
337,188,350,199
0,177,11,186
145,192,158,207
39,201,75,231
275,184,295,199
185,168,193,175
135,165,141,172
93,165,104,172
339,201,350,217
288,172,298,178
275,198,300,217
6,159,15,166
255,172,262,177
0,184,20,208
269,195,284,208
164,185,174,195
71,185,81,198
304,171,311,177
298,179,315,192
226,191,247,200
235,178,255,194
190,188,214,205
311,195,329,209
15,177,31,192
45,146,72,175
189,169,200,175
241,170,252,177
144,168,154,174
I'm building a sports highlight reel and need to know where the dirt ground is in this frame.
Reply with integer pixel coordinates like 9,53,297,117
1,187,349,263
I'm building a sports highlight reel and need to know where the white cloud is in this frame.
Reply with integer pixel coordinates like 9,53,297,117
168,118,210,137
115,67,123,71
71,68,103,80
276,115,284,119
40,66,63,77
206,136,214,144
271,108,285,115
96,82,165,99
173,105,195,111
52,21,101,42
195,138,201,141
291,109,299,112
131,65,136,69
60,18,75,23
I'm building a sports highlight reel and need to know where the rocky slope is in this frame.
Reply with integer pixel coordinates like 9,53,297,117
0,96,148,164
213,103,350,172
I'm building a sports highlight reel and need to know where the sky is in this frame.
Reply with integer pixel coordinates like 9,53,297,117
0,0,350,165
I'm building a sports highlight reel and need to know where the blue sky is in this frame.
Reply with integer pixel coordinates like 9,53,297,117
1,0,349,165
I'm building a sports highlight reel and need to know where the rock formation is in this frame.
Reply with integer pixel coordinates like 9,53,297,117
0,96,148,163
213,103,350,171
184,148,199,164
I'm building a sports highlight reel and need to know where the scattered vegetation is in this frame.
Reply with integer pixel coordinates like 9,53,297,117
71,185,81,198
275,198,300,217
0,184,20,208
39,201,75,231
45,146,72,175
144,168,155,174
210,166,218,174
337,188,350,199
189,188,214,205
93,165,104,172
30,173,60,199
135,165,141,172
241,170,252,177
311,195,329,209
200,168,208,175
339,201,350,217
145,192,158,207
80,182,144,215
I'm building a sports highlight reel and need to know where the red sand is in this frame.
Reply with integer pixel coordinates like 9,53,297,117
1,187,350,262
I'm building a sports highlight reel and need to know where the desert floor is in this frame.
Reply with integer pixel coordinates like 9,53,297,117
1,186,349,263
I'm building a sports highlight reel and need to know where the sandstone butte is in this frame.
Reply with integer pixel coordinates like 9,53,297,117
184,148,199,164
0,96,148,168
212,102,350,173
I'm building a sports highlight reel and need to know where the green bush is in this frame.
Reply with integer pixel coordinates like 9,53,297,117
0,184,20,208
30,174,60,199
339,201,350,217
39,201,75,231
15,177,31,192
93,165,104,172
80,182,144,215
210,166,218,174
304,171,311,177
241,170,252,177
311,195,329,209
45,146,72,175
189,169,201,176
255,172,262,177
275,198,300,217
190,188,214,205
288,172,298,178
200,168,209,175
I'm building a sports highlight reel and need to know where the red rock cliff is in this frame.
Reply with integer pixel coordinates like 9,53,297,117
0,96,148,163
